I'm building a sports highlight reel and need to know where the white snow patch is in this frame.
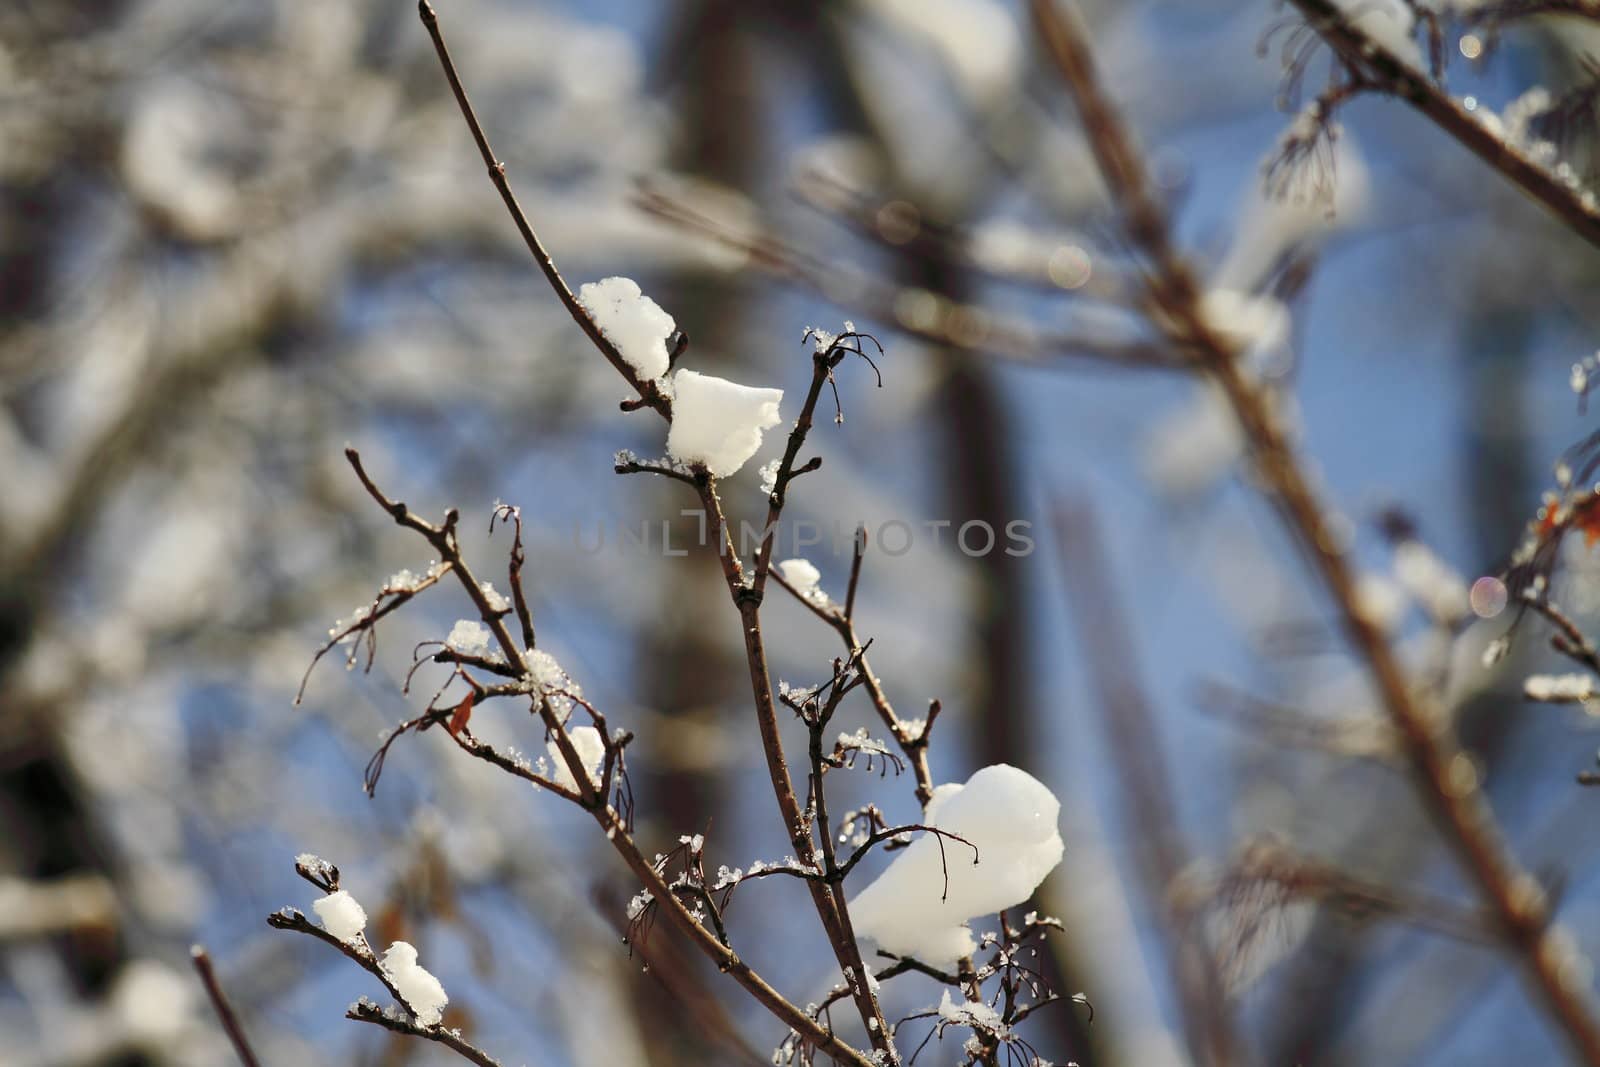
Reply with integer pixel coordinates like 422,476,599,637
478,580,510,613
1215,132,1369,292
938,988,1004,1034
1353,573,1408,633
848,764,1063,966
526,648,582,721
758,459,781,497
1331,0,1422,68
112,959,193,1046
778,558,825,600
381,941,449,1027
577,276,676,380
866,0,1020,102
1142,385,1243,496
665,369,783,477
445,619,491,656
1198,289,1290,357
312,889,368,943
1503,87,1553,149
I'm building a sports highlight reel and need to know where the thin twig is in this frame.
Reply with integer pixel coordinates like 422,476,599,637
417,0,670,417
611,332,896,1046
190,946,262,1067
772,567,938,806
844,524,866,622
270,906,505,1066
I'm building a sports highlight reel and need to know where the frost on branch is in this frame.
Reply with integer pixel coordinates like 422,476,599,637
576,276,677,380
312,889,368,943
527,647,583,720
849,764,1063,966
477,579,511,614
665,369,783,477
758,458,781,497
445,619,492,657
294,852,339,889
937,988,1005,1038
381,941,449,1027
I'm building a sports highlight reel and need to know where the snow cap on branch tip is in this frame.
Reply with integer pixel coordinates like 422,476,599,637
577,276,676,380
665,369,783,477
848,764,1063,966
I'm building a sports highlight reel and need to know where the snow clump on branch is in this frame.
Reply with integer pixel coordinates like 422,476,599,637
665,369,783,477
445,619,491,657
380,941,449,1026
1330,0,1422,68
848,763,1064,966
312,889,368,943
778,558,825,601
577,276,676,380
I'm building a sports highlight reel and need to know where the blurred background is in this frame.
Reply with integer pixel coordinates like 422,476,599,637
4,0,1600,1064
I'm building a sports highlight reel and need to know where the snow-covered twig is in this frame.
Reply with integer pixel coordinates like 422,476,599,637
294,560,452,704
488,503,537,652
772,563,942,806
612,452,702,486
1281,0,1600,250
345,999,502,1067
268,907,495,1060
320,444,876,1065
1029,0,1600,1059
1526,596,1600,681
417,1,673,420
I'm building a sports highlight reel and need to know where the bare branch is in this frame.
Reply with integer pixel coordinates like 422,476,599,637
190,945,262,1067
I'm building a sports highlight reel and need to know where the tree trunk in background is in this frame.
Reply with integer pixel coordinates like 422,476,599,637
620,4,773,1063
0,60,146,1059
